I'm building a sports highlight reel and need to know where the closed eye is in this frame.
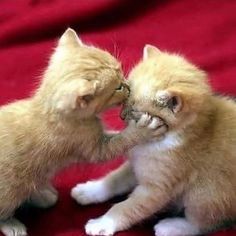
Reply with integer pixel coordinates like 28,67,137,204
116,84,124,91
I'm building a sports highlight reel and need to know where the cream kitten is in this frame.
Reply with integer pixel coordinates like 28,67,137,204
0,30,166,236
72,45,236,236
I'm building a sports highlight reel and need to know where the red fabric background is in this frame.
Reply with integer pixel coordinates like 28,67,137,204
0,0,236,235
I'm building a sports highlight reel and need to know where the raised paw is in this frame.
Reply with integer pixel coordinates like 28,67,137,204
85,216,116,236
136,113,164,129
71,180,109,205
135,113,167,140
0,218,27,236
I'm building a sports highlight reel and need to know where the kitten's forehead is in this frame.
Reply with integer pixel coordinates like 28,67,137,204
87,46,120,69
129,52,204,92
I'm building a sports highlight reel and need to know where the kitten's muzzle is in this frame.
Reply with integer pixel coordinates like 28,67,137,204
120,106,142,122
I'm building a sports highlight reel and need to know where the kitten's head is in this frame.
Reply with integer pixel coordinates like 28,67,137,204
122,45,212,131
37,28,129,118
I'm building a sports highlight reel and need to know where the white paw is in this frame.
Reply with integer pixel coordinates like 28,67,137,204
154,218,199,236
0,218,27,236
85,216,116,236
71,180,109,205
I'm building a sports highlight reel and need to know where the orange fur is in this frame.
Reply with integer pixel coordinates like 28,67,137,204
77,45,236,236
0,30,164,236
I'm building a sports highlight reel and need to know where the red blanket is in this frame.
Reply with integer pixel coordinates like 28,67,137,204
0,0,236,235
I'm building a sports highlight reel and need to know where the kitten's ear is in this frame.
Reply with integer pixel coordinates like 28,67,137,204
156,90,182,113
143,44,161,60
76,80,98,109
56,80,98,112
58,28,83,47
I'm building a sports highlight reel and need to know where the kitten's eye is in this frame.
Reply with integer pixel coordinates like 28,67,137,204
116,84,124,91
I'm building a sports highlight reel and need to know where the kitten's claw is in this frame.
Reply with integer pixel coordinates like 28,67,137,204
127,112,167,142
0,218,27,236
148,117,164,129
137,113,152,127
85,216,116,236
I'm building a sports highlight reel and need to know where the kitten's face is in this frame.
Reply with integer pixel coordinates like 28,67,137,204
122,45,211,131
41,28,129,118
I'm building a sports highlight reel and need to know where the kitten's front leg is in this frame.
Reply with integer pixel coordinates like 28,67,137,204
92,113,167,162
85,185,170,236
29,184,58,209
71,161,136,205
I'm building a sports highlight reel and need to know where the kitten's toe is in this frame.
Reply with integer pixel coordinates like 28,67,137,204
71,180,109,205
148,117,164,130
0,218,27,236
137,113,151,127
85,216,116,236
154,217,199,236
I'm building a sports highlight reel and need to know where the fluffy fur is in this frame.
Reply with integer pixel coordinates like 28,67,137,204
0,30,166,236
73,45,236,236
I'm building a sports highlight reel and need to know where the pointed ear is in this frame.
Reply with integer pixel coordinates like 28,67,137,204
156,90,182,113
143,44,161,60
58,28,83,47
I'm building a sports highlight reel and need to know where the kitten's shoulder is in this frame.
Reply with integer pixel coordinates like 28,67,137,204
0,99,33,124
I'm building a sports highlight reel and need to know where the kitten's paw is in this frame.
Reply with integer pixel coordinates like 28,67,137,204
137,113,164,130
136,113,152,127
85,216,116,236
130,113,167,140
71,180,109,205
154,217,199,236
0,218,27,236
30,186,58,208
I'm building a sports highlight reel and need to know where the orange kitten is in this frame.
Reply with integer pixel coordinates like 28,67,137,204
74,45,236,236
0,30,166,236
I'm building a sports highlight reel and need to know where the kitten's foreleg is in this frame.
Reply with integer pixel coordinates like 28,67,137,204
85,185,169,236
91,114,167,162
0,218,27,236
29,184,58,209
71,161,136,205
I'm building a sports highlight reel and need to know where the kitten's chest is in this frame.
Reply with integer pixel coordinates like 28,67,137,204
128,132,182,181
128,143,166,181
